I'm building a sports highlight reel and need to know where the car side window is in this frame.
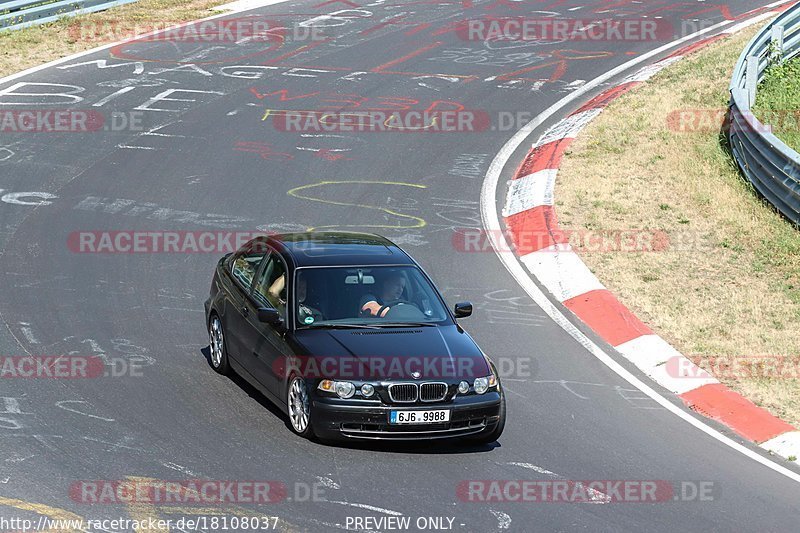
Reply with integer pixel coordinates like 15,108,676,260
254,253,287,320
230,247,266,290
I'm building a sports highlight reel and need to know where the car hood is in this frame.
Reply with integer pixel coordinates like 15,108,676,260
290,325,490,381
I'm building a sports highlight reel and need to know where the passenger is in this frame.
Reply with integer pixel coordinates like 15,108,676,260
268,273,324,324
296,274,324,324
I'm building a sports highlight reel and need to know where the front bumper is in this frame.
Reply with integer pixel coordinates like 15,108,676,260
311,391,502,441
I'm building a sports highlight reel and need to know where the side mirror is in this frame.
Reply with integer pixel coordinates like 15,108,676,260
454,302,472,318
257,308,283,325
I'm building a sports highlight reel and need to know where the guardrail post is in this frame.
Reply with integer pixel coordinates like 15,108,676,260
771,25,785,61
745,56,759,107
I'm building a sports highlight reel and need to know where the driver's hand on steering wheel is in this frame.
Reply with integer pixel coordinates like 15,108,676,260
361,300,390,317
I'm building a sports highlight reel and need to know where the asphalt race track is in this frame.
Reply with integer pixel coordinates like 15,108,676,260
0,0,799,531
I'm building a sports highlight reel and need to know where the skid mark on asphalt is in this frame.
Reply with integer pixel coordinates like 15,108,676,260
6,453,34,463
440,287,547,327
512,380,662,409
55,400,116,422
504,462,610,504
615,386,662,410
489,509,511,530
0,145,15,162
18,322,38,344
325,499,403,516
315,476,341,490
83,435,148,453
500,385,527,400
162,462,200,477
287,180,427,231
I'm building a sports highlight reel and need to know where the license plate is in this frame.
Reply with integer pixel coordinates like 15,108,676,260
389,409,451,424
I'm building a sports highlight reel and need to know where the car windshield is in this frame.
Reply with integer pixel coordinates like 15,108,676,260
294,266,451,328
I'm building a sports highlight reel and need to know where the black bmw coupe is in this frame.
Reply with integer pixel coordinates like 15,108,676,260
204,232,505,443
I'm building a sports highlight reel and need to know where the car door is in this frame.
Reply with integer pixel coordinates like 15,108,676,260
223,244,268,366
239,251,292,402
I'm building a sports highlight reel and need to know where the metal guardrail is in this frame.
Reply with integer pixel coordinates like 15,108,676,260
0,0,138,32
729,3,800,225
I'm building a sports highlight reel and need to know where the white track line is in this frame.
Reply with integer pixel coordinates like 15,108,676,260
325,500,403,516
480,8,800,484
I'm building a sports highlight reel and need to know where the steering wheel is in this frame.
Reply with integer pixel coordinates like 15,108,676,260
382,300,426,320
383,299,412,307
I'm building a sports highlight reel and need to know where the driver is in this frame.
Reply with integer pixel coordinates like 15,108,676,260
360,272,407,318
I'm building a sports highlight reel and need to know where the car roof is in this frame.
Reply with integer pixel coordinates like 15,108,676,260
264,231,417,268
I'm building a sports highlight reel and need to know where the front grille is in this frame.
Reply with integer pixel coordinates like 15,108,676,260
420,382,447,402
388,383,417,403
340,419,487,440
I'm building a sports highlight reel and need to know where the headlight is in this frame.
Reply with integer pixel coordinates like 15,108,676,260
318,380,356,399
474,374,498,395
360,384,375,397
335,381,355,398
458,381,470,394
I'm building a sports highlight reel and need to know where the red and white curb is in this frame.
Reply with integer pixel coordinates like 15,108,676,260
501,26,800,463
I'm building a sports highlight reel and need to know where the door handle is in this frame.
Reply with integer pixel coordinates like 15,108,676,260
241,306,249,316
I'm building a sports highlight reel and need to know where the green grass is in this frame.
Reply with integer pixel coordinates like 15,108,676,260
0,0,224,78
753,56,800,152
557,26,800,427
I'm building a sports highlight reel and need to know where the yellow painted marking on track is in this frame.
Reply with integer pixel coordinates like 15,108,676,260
125,476,166,533
158,506,254,515
120,477,299,533
0,496,84,532
383,114,437,130
287,180,427,231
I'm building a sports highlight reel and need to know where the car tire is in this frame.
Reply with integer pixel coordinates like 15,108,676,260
208,314,231,375
287,375,316,439
470,392,505,445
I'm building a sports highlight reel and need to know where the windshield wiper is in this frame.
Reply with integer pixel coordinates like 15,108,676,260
302,324,381,330
373,322,437,328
